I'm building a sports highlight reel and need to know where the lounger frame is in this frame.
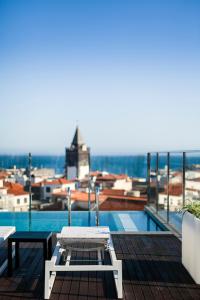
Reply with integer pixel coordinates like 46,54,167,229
44,237,122,299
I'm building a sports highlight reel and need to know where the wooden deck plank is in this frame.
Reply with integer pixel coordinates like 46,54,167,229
0,234,200,300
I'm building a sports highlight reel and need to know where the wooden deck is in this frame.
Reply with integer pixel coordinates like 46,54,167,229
0,234,200,300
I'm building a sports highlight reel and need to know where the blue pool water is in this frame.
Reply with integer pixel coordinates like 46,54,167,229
0,211,165,232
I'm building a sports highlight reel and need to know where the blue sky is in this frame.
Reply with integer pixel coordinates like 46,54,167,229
0,0,200,154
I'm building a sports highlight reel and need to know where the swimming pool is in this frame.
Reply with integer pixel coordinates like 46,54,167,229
0,211,166,232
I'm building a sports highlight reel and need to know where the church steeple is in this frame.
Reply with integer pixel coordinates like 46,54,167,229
65,127,90,180
71,126,84,147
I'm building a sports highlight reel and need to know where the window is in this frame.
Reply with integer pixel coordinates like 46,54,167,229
17,199,20,204
24,198,27,203
46,187,51,193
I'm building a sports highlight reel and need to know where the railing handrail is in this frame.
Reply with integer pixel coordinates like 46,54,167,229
148,150,200,154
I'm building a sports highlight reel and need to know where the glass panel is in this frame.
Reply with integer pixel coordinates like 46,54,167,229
168,152,183,232
148,153,157,212
93,155,148,211
185,151,200,204
157,153,168,221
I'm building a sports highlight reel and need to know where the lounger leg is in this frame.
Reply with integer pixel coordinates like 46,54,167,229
65,249,71,266
97,249,102,265
44,261,50,299
101,248,104,263
114,261,123,299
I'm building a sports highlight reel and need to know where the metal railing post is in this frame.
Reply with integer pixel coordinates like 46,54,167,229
167,152,170,223
88,176,91,211
95,187,100,226
183,152,186,206
28,211,32,232
156,152,159,213
147,153,151,204
28,152,32,212
67,187,71,226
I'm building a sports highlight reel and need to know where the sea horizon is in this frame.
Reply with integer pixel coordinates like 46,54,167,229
1,153,200,179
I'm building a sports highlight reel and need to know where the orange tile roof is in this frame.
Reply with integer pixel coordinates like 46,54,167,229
104,195,147,202
32,178,74,187
52,190,67,197
52,190,106,202
71,191,104,202
161,183,183,196
4,182,28,196
102,189,125,196
0,171,8,180
172,172,182,177
32,182,42,187
53,189,146,203
58,178,74,184
90,171,102,176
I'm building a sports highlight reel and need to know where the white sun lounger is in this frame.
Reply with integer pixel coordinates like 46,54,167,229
0,226,16,275
44,226,122,299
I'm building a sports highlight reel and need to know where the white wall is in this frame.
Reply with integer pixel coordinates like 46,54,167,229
186,180,200,191
43,184,61,201
186,171,200,180
113,179,132,191
14,174,28,186
79,165,89,180
170,175,182,184
0,193,29,211
13,195,29,211
42,182,76,201
159,193,183,211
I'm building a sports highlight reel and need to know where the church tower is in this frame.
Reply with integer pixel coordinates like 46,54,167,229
65,127,90,180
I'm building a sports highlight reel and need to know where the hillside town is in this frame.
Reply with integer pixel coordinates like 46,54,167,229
0,127,147,212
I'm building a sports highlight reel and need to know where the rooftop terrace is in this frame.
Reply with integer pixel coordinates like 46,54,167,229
0,233,200,300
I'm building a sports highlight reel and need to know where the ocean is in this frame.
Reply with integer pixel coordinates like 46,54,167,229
0,154,200,178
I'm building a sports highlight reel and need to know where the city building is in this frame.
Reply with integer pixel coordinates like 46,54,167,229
100,189,147,210
90,172,132,191
31,178,76,202
65,127,90,180
30,168,55,183
158,183,183,211
0,181,29,211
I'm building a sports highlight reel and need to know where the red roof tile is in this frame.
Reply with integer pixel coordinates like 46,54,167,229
32,178,74,187
102,189,125,196
4,182,28,196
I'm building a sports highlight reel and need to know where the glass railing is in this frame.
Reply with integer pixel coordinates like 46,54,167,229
2,151,199,232
147,151,200,233
0,154,148,213
185,151,200,203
